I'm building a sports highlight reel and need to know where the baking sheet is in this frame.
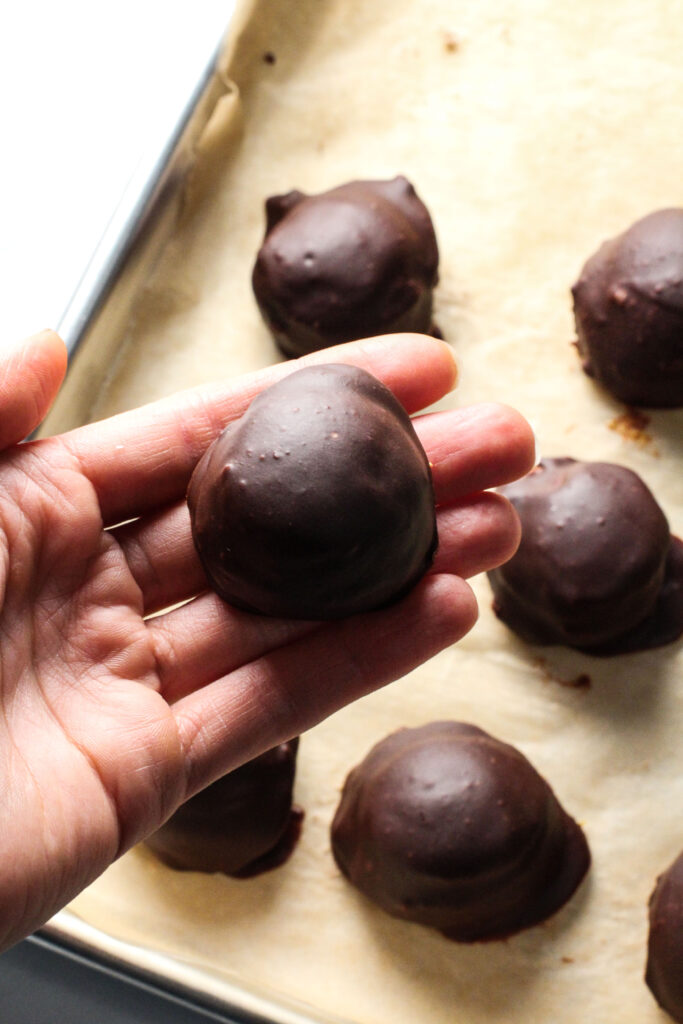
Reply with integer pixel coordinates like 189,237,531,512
44,1,683,1021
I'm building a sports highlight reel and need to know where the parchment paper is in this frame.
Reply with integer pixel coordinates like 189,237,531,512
70,1,683,1020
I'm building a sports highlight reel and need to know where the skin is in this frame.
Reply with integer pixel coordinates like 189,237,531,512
0,329,534,951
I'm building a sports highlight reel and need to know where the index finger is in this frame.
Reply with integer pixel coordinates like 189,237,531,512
56,334,456,526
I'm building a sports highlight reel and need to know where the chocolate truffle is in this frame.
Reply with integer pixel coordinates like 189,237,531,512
145,740,301,877
572,208,683,408
487,457,683,655
187,364,437,619
646,850,683,1022
330,722,590,942
252,176,439,357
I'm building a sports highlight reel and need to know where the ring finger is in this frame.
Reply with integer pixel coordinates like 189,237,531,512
144,489,518,701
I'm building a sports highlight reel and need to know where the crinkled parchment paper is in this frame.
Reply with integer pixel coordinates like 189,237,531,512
68,1,683,1021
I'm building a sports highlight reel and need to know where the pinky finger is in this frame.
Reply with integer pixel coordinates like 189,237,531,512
433,491,521,580
173,573,477,797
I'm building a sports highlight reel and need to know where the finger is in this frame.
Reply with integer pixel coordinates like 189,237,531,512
114,503,204,615
431,491,521,578
148,593,319,704
0,331,67,449
60,334,456,526
171,573,478,795
119,481,519,620
416,402,536,501
140,492,515,699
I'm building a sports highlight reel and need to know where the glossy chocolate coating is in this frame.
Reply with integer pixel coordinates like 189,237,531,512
331,722,590,942
572,208,683,407
646,850,683,1022
145,740,301,876
252,176,439,357
488,458,683,654
187,364,437,619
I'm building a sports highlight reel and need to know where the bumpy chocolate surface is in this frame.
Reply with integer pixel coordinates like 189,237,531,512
252,176,439,357
572,208,683,407
187,364,437,619
145,740,301,877
488,457,683,654
646,850,683,1022
330,722,590,942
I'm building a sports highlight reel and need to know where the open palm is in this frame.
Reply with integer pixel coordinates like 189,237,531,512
0,330,534,950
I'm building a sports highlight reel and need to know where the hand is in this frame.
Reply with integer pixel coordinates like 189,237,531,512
0,330,534,950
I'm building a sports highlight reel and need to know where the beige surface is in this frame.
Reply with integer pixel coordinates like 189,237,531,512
71,1,683,1021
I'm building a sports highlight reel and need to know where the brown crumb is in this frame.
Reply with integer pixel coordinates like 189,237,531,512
443,31,460,53
534,658,592,690
562,673,591,690
561,956,575,964
608,408,657,452
263,51,277,65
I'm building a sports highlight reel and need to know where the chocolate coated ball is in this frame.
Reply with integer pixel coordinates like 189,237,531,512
487,458,683,654
252,176,439,357
187,364,437,620
330,721,590,942
145,740,300,876
572,208,683,407
646,850,683,1022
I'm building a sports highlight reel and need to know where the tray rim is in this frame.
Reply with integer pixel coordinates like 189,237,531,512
43,909,346,1024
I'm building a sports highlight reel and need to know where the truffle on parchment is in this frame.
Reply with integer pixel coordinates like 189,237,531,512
330,721,590,942
646,849,683,1023
145,740,301,877
487,457,683,655
572,208,683,408
252,176,440,357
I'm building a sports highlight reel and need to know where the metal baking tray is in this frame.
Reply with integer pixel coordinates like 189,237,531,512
37,914,337,1023
4,930,249,1024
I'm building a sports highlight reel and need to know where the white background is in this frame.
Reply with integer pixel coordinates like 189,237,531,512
0,3,233,350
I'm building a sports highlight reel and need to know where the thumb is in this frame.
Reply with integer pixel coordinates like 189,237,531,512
0,331,68,449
